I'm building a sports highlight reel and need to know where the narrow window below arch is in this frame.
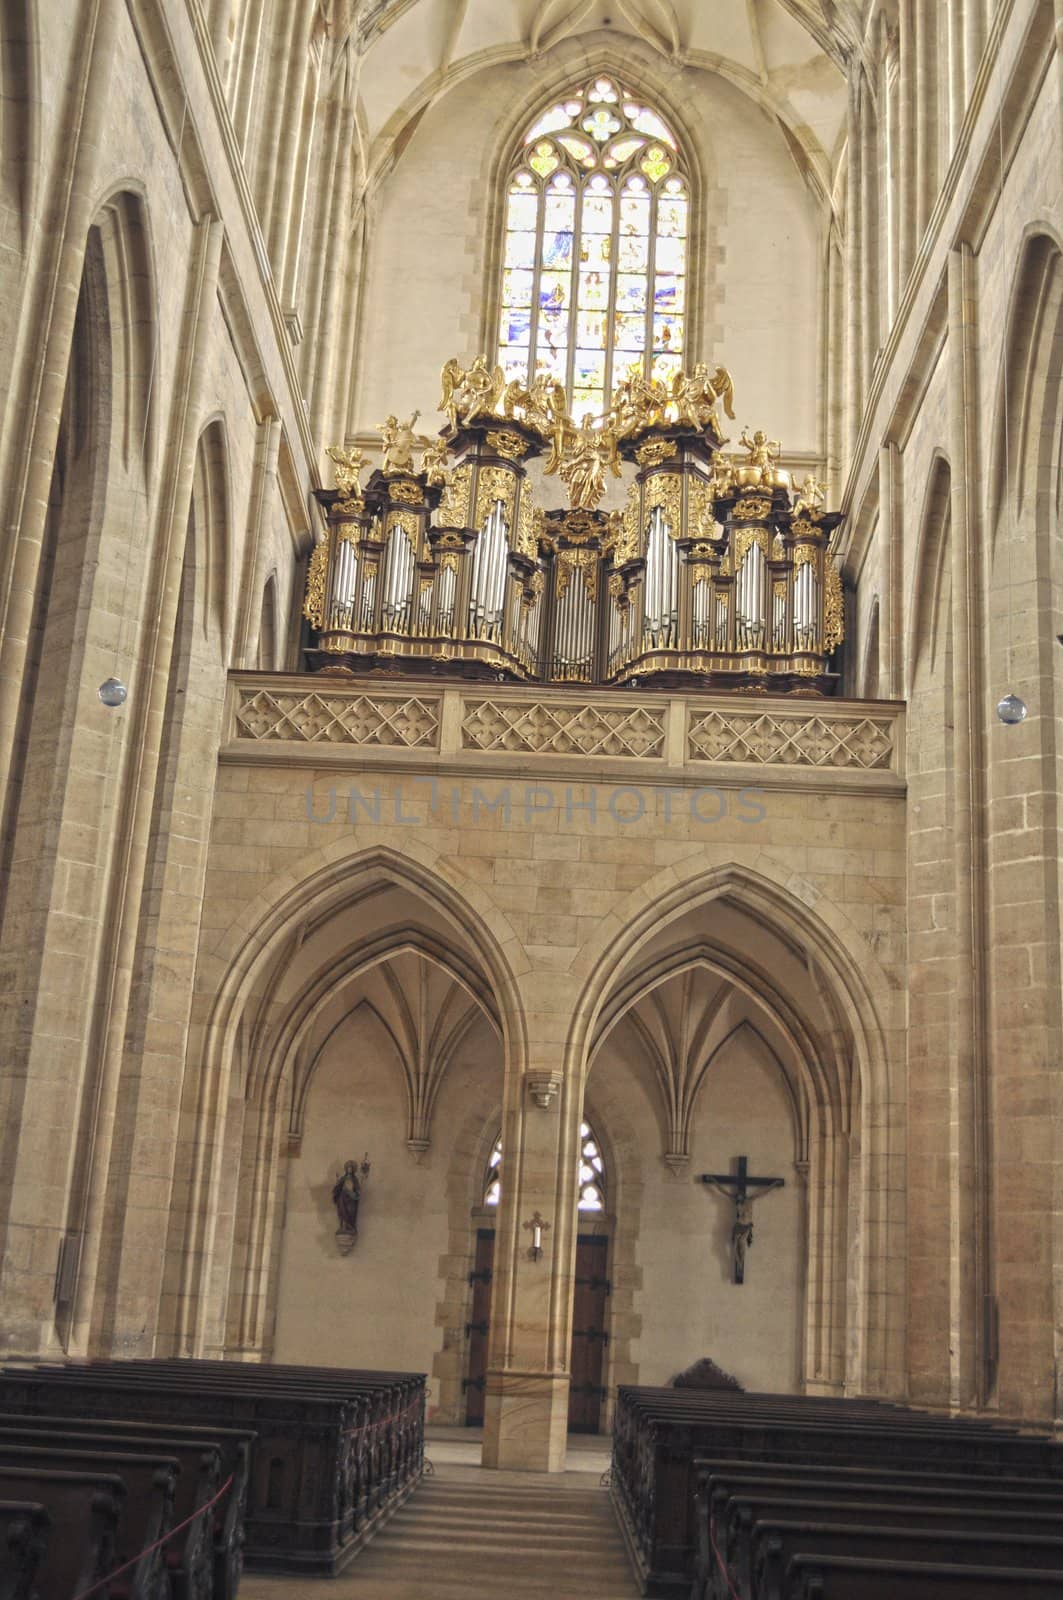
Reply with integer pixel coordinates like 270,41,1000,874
484,1119,606,1213
497,76,689,418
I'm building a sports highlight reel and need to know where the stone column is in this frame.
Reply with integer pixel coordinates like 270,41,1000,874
878,442,902,699
946,243,990,1409
897,0,917,286
482,1009,581,1472
844,74,864,463
68,216,226,1355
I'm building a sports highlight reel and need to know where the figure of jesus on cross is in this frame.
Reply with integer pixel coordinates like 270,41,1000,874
699,1156,785,1284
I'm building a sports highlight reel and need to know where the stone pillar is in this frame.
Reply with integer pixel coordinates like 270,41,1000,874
482,1023,580,1472
878,442,902,699
69,216,226,1355
897,0,917,288
844,74,864,462
946,243,990,1409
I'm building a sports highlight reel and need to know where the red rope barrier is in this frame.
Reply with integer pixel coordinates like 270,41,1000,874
71,1473,234,1600
708,1510,742,1600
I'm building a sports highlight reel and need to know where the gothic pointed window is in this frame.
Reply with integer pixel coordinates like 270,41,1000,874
497,77,689,419
484,1120,606,1212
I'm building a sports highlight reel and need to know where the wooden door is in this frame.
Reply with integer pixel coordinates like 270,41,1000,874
463,1228,494,1425
464,1231,610,1432
568,1235,609,1432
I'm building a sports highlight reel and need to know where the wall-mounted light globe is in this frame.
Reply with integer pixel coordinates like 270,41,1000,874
996,692,1027,725
98,677,128,708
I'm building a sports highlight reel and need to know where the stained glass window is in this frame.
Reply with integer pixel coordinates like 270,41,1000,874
484,1120,606,1213
497,77,689,419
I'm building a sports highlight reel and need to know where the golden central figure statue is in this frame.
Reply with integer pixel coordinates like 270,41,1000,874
558,414,622,511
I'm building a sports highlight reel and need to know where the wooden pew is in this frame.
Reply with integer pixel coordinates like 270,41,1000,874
751,1517,1063,1600
0,1414,252,1600
0,1501,50,1600
610,1386,1063,1595
0,1359,425,1578
0,1430,220,1600
697,1467,1063,1599
783,1552,1063,1599
0,1448,175,1600
0,1466,125,1600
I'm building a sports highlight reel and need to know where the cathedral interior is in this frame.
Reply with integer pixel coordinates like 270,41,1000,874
2,0,1063,1535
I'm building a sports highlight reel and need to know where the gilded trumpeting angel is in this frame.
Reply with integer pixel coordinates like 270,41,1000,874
325,444,367,498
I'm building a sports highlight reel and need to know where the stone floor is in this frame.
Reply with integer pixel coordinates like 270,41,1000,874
240,1427,638,1598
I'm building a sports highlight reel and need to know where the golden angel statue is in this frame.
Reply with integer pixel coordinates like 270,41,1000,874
439,356,506,431
419,436,450,486
325,444,367,498
377,411,420,473
738,427,783,486
792,473,827,520
558,414,622,511
610,371,669,438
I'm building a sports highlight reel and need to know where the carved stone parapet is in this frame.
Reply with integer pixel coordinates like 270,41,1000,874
526,1073,562,1110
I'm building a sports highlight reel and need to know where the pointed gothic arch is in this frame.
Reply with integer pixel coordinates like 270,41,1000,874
163,845,525,1357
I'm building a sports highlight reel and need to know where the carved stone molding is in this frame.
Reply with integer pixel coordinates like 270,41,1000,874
687,710,894,770
526,1074,562,1110
463,699,665,758
234,688,441,748
663,1151,689,1178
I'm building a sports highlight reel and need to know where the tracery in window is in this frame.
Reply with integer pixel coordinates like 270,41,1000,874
498,77,689,421
483,1121,606,1212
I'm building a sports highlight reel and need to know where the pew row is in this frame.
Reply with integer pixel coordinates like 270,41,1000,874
0,1358,426,1578
607,1386,1063,1596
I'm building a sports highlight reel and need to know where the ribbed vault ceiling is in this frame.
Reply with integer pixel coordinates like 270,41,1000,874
319,0,859,190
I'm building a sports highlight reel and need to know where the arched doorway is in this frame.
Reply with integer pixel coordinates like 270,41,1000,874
465,1119,612,1433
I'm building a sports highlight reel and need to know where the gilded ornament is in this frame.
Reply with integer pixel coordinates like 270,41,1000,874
474,464,517,530
556,546,598,601
735,526,769,564
559,508,602,546
326,444,367,497
635,438,677,467
386,509,420,546
734,495,773,521
793,544,819,567
522,568,545,608
791,518,821,540
486,428,531,461
690,564,712,587
389,478,424,504
823,553,844,653
646,471,682,535
436,464,471,528
687,476,715,536
440,551,460,574
303,540,328,629
515,489,541,560
333,498,365,518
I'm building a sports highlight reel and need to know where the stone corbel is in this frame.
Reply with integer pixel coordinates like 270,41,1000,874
407,1137,430,1163
663,1150,689,1178
526,1073,561,1110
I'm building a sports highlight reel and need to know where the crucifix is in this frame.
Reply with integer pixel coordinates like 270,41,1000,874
699,1156,785,1284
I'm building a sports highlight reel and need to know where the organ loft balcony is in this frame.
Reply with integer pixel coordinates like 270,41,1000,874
300,360,846,699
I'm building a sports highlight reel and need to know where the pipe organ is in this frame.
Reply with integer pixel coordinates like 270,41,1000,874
305,362,844,693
